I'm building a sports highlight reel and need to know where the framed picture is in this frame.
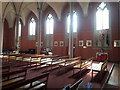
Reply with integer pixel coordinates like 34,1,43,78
114,40,120,47
79,40,83,46
119,40,120,47
36,42,43,47
36,42,38,47
60,41,64,47
54,41,58,47
40,42,43,47
86,40,92,46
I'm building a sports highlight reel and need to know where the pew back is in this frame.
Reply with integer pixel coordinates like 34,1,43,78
1,69,27,87
3,72,49,90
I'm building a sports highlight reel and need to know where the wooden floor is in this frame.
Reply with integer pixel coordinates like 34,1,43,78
108,62,120,88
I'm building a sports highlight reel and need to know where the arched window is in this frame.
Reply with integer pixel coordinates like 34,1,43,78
94,2,111,48
67,11,77,33
46,14,54,34
18,21,21,37
29,18,36,36
96,2,109,30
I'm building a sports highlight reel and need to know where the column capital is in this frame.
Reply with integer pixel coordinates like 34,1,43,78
37,7,43,12
15,14,21,18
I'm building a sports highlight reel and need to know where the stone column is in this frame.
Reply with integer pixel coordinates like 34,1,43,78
0,2,3,53
15,14,20,53
0,18,3,54
37,3,43,54
68,2,74,58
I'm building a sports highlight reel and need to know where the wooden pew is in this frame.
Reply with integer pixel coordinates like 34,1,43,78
46,56,68,71
91,61,108,79
1,69,27,88
73,57,93,74
1,53,23,63
77,62,115,89
58,56,81,72
1,54,9,62
3,53,21,62
3,72,49,90
62,78,83,90
1,65,10,74
27,55,59,69
101,63,115,89
70,78,83,90
2,53,29,67
90,61,110,86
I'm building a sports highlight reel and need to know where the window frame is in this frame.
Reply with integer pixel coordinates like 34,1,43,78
94,2,112,49
28,17,36,36
45,14,54,35
66,10,78,33
18,21,22,37
96,2,109,31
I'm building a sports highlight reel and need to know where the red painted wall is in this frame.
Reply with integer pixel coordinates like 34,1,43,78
3,2,120,62
3,19,15,51
3,19,9,50
20,12,38,52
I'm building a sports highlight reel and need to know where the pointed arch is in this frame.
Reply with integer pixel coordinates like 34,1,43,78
94,2,111,49
96,2,109,31
46,14,54,34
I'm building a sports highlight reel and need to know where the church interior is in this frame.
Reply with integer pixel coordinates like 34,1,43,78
0,1,120,90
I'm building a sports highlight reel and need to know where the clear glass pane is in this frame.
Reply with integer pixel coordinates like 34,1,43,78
103,8,109,29
46,19,49,34
96,9,102,30
29,18,36,35
67,12,77,33
67,15,70,33
99,2,106,9
96,3,109,31
46,14,54,34
18,21,21,37
73,12,77,32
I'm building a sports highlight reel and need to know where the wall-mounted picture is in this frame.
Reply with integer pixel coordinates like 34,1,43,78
36,42,43,47
40,42,43,47
54,41,58,47
36,42,38,47
60,41,64,47
114,40,120,47
86,40,92,46
79,40,83,46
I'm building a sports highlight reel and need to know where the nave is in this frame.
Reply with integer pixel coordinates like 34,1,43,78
0,53,119,90
0,1,120,90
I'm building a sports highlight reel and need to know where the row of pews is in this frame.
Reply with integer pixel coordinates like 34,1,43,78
1,67,49,90
1,53,111,89
1,53,63,71
63,60,115,90
1,53,92,73
0,53,60,89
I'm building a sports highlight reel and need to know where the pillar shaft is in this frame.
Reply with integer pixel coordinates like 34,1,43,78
15,14,20,53
68,2,74,58
37,3,43,54
0,19,3,53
